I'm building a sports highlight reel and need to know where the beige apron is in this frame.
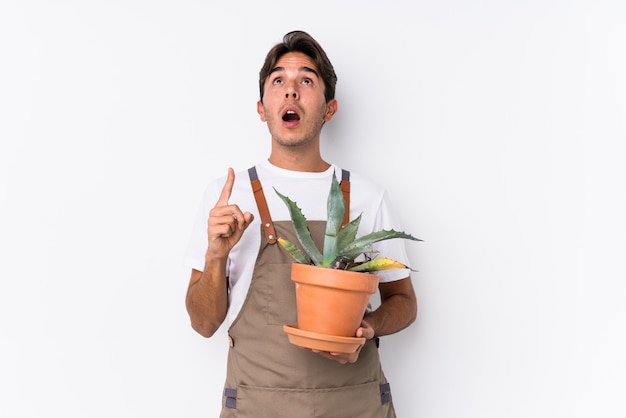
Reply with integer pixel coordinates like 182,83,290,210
219,167,396,418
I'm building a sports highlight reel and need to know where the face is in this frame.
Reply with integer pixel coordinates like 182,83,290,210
257,52,337,148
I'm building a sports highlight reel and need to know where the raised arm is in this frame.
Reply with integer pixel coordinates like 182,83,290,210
185,168,254,337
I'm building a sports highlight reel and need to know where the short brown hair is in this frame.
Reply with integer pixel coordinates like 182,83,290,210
259,31,337,103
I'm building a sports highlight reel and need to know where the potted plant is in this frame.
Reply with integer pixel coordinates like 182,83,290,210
275,172,420,352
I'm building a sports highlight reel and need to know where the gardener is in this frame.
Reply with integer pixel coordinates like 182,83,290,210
184,30,417,417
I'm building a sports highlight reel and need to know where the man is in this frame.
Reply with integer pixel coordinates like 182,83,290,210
185,30,417,417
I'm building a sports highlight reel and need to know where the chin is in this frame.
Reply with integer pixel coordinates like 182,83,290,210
274,136,310,148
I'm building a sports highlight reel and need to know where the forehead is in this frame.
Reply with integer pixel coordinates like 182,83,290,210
272,52,319,74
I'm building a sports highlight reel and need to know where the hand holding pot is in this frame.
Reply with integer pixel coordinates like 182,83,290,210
312,320,375,364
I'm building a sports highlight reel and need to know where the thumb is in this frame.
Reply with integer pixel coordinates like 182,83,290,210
240,212,255,230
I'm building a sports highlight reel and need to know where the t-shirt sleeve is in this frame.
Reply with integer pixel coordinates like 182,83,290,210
370,189,413,283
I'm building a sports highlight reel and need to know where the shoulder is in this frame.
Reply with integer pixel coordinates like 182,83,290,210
346,169,383,189
343,167,387,203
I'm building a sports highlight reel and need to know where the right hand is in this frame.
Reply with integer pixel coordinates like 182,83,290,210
206,168,254,258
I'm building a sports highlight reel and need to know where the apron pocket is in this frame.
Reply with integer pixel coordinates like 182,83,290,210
258,263,297,326
224,381,385,418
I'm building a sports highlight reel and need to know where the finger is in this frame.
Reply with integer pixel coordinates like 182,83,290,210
228,209,255,231
216,168,235,207
223,207,247,231
356,327,370,339
215,224,236,238
208,211,238,235
208,216,237,238
240,211,254,230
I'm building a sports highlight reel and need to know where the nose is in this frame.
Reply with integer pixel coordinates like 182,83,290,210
285,83,299,100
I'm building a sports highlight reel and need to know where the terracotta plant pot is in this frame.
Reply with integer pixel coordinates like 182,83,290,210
290,263,379,337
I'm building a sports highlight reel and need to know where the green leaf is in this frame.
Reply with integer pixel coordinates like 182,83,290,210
331,245,377,266
348,257,409,272
274,188,322,265
337,230,419,268
322,172,346,266
347,230,421,251
277,238,311,264
336,214,362,254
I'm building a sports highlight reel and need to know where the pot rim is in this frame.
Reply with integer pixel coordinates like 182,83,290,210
290,263,379,294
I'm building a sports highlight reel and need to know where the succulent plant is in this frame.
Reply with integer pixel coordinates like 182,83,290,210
274,172,420,272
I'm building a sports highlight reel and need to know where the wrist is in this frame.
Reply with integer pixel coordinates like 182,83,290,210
204,252,228,272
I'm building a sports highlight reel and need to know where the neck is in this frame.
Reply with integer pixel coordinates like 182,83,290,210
268,144,330,173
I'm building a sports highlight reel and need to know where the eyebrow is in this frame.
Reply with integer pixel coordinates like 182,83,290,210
269,66,319,78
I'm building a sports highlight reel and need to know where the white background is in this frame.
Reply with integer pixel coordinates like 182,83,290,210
1,1,625,417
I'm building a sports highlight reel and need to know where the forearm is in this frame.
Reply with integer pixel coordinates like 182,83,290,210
364,280,417,337
185,255,229,338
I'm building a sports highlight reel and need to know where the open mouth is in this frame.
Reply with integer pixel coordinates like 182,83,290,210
282,109,301,122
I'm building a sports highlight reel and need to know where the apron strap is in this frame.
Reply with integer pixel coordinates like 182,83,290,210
248,166,352,244
248,166,278,244
340,168,351,228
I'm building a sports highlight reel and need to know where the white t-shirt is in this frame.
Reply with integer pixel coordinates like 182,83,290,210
184,160,412,327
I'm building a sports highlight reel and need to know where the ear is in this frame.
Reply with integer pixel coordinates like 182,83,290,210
257,100,267,122
323,99,338,122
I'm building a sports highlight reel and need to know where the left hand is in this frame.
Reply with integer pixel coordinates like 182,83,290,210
312,320,375,364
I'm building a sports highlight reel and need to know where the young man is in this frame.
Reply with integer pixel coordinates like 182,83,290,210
184,31,417,417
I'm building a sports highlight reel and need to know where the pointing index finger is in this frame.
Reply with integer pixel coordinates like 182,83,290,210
216,167,235,206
